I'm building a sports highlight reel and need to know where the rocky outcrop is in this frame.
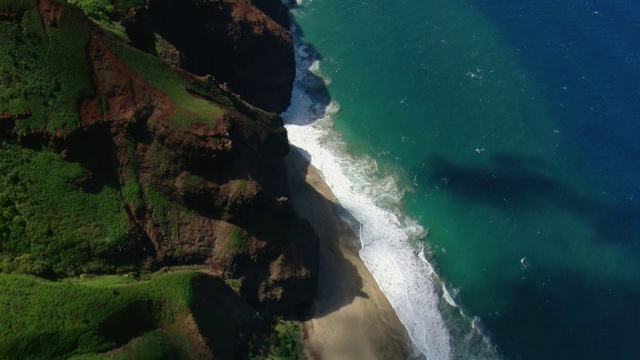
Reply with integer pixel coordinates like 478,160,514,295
124,0,295,114
247,0,292,29
2,0,316,314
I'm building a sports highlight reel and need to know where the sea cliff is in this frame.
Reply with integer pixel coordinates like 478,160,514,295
0,0,315,357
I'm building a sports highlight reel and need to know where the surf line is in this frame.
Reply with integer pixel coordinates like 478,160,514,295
282,22,453,360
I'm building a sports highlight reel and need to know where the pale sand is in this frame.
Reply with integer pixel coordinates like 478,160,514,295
285,148,411,360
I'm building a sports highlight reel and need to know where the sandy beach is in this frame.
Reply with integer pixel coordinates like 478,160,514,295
285,147,411,360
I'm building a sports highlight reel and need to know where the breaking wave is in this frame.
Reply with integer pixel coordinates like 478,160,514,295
282,24,453,360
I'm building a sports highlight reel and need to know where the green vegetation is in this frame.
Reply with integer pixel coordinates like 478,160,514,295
107,330,189,360
69,330,190,360
122,164,143,216
67,0,115,23
0,142,140,277
170,108,200,128
183,173,203,188
105,39,225,128
121,139,144,216
67,0,145,23
272,321,304,360
66,0,140,42
0,0,37,14
225,277,243,292
0,5,94,134
113,0,144,12
0,270,305,359
0,0,224,134
0,271,232,359
228,228,249,251
145,186,173,236
0,3,308,359
237,179,248,194
144,185,192,240
252,319,305,360
151,142,168,172
96,92,109,115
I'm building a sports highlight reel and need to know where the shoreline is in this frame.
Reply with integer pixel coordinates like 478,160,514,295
285,147,412,360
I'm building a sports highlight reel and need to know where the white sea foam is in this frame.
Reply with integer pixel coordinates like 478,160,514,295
442,284,458,308
283,26,452,360
309,60,321,73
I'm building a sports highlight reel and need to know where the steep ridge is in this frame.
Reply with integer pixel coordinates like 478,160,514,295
123,0,296,113
0,0,315,357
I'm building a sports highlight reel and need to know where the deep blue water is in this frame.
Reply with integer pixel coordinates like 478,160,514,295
285,0,640,358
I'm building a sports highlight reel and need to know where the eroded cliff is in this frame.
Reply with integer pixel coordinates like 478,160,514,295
0,0,314,357
123,0,296,113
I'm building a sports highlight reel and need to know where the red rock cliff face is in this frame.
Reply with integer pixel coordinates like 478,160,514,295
8,0,317,314
125,0,296,114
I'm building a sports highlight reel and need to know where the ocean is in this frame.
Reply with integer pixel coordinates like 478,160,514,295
281,0,640,359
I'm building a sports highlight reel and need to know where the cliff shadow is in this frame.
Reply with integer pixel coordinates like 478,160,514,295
465,0,640,191
282,17,333,126
284,146,368,320
420,153,640,357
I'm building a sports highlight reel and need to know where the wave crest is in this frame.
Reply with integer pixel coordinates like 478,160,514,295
282,25,453,360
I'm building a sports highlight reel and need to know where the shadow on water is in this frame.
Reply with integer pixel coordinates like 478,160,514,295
283,1,640,357
422,4,640,355
466,0,640,193
284,12,332,126
421,153,640,359
424,154,640,248
278,5,370,320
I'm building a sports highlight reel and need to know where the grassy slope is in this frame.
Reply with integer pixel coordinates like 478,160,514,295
0,1,306,358
0,3,94,134
0,270,305,360
67,0,228,128
71,330,190,360
0,0,228,277
0,271,210,359
0,142,140,277
66,0,135,41
106,39,225,128
0,5,135,278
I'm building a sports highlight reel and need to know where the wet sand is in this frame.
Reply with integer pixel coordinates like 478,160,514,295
285,148,411,360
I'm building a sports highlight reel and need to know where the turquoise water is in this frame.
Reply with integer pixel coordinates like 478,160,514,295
285,0,640,358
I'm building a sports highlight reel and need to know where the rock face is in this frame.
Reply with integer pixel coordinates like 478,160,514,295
125,0,296,114
1,0,316,314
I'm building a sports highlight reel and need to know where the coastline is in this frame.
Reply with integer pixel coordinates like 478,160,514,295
285,147,412,360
